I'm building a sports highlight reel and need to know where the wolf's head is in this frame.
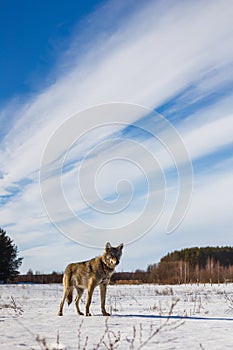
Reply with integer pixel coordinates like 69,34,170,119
103,242,123,268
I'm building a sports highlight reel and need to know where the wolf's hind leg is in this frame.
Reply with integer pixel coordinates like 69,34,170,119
75,287,84,315
58,287,71,316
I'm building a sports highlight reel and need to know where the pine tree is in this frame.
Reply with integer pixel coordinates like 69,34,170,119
0,228,23,283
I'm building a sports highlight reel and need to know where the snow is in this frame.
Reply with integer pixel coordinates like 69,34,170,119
1,283,233,349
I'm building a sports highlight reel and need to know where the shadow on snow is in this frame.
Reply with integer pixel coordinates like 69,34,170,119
112,314,233,322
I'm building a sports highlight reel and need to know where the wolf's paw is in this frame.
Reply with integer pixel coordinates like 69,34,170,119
102,311,111,316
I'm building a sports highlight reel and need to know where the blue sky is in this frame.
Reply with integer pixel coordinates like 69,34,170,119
0,0,102,102
1,0,233,273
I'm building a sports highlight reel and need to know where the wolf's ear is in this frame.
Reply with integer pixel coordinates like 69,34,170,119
105,242,112,250
117,243,124,251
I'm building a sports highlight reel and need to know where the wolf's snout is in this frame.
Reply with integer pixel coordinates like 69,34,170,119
110,257,119,266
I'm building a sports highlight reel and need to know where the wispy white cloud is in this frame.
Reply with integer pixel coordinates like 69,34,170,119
124,160,233,270
1,0,233,181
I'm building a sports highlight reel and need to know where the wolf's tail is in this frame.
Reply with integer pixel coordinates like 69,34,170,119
66,288,73,306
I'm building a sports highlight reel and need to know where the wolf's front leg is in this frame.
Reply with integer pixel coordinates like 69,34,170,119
100,283,110,316
85,281,95,316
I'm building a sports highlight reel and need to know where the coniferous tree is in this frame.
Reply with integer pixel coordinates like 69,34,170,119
0,228,23,283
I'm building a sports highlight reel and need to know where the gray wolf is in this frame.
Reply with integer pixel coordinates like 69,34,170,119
58,242,123,316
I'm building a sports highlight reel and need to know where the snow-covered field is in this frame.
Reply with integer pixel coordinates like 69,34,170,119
1,283,233,349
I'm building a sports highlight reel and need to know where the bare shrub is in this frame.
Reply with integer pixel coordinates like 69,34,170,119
0,295,23,315
36,332,67,350
224,291,233,314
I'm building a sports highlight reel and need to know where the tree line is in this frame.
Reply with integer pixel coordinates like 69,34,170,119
160,246,233,268
145,246,233,284
1,227,233,284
